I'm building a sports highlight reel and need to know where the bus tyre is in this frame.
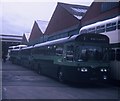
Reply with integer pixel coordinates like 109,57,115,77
38,68,41,75
58,71,64,83
37,63,41,74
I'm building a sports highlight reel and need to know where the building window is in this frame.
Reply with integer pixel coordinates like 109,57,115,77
101,2,119,12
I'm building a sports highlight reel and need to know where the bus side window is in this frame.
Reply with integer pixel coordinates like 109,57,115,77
66,45,74,61
118,20,120,29
116,49,120,61
106,22,116,32
96,25,105,33
47,45,55,55
56,47,63,56
88,27,95,33
109,49,115,61
81,29,87,34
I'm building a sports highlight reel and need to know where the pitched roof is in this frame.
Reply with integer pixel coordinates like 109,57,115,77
36,20,49,33
24,33,30,41
44,2,88,35
59,2,88,20
29,20,48,42
21,33,29,44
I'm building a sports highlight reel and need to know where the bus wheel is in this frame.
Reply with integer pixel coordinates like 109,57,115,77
58,71,64,83
38,68,41,75
38,64,42,75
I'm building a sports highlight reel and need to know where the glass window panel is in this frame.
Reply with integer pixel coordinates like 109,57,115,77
116,49,120,61
118,20,120,29
101,2,119,12
109,49,115,61
106,22,116,32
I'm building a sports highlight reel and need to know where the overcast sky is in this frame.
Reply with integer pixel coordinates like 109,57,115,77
0,0,94,36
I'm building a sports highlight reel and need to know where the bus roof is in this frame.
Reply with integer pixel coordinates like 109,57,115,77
79,16,120,32
21,46,34,50
34,33,109,48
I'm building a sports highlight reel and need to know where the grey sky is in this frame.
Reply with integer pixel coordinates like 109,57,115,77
0,0,94,36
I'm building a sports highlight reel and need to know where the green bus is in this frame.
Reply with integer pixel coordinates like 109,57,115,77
23,33,110,82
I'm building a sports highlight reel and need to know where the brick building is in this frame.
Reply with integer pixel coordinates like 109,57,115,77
44,2,88,41
29,20,48,45
80,1,120,45
81,2,119,26
28,2,88,45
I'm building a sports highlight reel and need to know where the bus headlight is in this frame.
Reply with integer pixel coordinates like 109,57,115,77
103,75,107,80
100,68,107,72
81,68,88,72
104,69,107,72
